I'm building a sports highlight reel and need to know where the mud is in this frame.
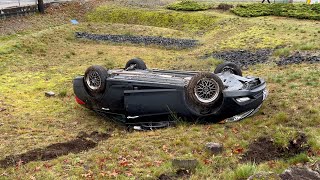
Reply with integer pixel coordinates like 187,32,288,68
209,49,273,67
0,131,110,168
241,133,309,164
75,32,198,49
277,51,320,66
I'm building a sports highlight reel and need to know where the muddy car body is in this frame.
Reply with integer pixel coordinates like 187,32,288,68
73,59,267,125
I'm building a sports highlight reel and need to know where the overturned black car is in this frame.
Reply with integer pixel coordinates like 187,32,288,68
73,58,267,128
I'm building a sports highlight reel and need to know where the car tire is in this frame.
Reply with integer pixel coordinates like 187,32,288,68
125,58,147,70
214,62,242,76
186,72,223,107
84,65,108,96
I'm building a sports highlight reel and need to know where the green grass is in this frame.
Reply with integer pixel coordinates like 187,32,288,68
0,1,320,179
232,4,320,20
167,0,212,11
86,5,218,31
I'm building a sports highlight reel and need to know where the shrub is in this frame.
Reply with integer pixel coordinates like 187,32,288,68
167,1,211,11
232,4,320,20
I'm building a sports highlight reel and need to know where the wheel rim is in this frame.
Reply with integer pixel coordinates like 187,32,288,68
86,71,101,90
194,78,220,103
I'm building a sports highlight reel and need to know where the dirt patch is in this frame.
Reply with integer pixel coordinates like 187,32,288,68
209,49,273,67
277,51,320,66
75,32,198,49
241,133,309,164
0,131,110,168
216,3,234,11
158,169,191,180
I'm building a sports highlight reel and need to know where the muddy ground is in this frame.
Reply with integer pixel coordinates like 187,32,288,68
0,131,110,168
241,133,309,164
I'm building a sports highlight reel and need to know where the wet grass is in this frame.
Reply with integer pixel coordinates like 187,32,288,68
0,1,320,179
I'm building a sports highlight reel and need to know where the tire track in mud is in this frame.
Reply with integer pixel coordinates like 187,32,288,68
0,131,110,168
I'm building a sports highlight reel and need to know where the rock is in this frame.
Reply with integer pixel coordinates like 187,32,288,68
209,49,273,67
205,142,223,155
310,161,320,174
75,32,198,49
247,172,280,180
277,51,320,66
279,167,320,180
172,159,198,171
45,91,55,97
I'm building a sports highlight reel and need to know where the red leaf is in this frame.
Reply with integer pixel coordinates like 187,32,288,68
233,147,244,154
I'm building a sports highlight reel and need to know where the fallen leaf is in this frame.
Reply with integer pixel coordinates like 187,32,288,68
232,127,239,134
109,170,119,177
233,147,244,154
125,171,133,177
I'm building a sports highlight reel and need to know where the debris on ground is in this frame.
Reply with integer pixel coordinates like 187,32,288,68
241,133,309,163
0,108,6,112
205,142,224,155
0,131,110,168
208,49,273,67
45,91,55,97
277,51,320,66
75,32,198,49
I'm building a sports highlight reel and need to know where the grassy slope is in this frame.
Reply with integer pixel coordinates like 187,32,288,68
0,2,319,179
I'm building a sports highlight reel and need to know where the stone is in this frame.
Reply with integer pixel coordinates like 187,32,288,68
205,142,223,155
171,159,198,171
45,91,55,97
279,167,320,180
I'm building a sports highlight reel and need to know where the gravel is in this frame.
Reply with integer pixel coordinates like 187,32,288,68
75,32,198,49
277,52,320,66
209,49,273,67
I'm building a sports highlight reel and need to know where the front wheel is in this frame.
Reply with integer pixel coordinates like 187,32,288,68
84,65,108,96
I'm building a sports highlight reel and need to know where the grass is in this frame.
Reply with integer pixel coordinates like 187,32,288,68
0,1,320,179
232,4,320,20
167,0,212,11
86,5,218,31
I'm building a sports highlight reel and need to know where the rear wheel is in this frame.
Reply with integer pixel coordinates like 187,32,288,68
214,62,242,76
84,65,108,96
125,58,147,70
186,72,223,109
